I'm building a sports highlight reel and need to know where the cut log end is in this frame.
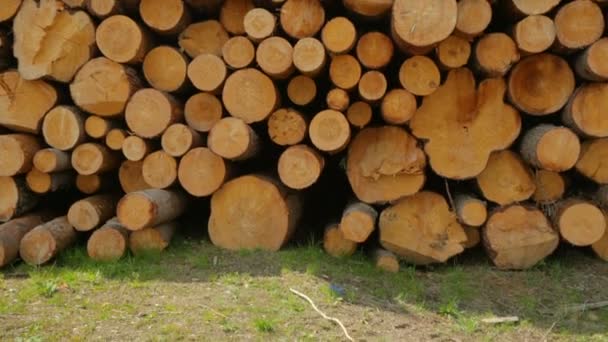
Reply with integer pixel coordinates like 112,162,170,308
576,38,608,81
321,17,356,55
309,110,351,154
126,89,183,138
222,36,255,69
105,129,128,151
188,54,227,93
280,0,325,39
33,149,71,173
96,15,151,64
563,83,608,137
456,0,492,38
554,0,604,51
143,46,189,93
293,37,326,77
326,88,350,112
554,200,606,247
533,170,566,204
346,101,372,129
256,37,294,80
42,106,85,151
356,32,394,70
0,214,47,267
381,89,416,125
140,0,191,35
142,151,178,189
454,194,487,227
520,125,580,172
68,194,118,231
219,0,255,35
340,202,378,243
178,20,229,58
323,223,357,258
287,75,317,106
575,138,608,184
278,145,324,190
358,71,387,103
474,33,520,77
178,147,228,197
119,160,151,193
87,220,129,262
19,217,76,265
399,56,440,96
222,68,278,123
243,8,276,42
0,177,38,222
0,134,41,177
84,116,114,139
184,93,223,133
208,117,259,160
129,222,177,254
72,143,119,175
117,189,188,231
477,150,536,205
513,15,556,54
122,136,152,162
161,123,202,157
268,109,307,146
374,249,400,273
329,54,361,91
436,35,471,69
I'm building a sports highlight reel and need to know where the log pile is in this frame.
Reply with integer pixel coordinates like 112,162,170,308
1,0,608,270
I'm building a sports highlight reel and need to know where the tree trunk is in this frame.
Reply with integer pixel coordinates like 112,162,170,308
178,147,230,197
141,150,178,189
105,129,128,151
321,17,356,55
358,71,387,103
222,36,255,70
455,0,492,39
477,150,536,205
220,0,255,35
435,35,471,70
293,38,326,77
553,0,604,52
576,138,608,184
122,135,154,162
161,123,203,157
25,169,74,194
533,170,566,204
0,70,58,133
33,149,71,173
329,54,361,91
117,189,189,231
42,106,86,151
0,213,50,267
244,8,276,43
118,160,151,193
379,191,466,265
346,101,372,129
70,57,142,117
373,249,399,273
340,201,378,243
512,15,556,55
278,144,324,190
188,54,227,93
76,174,114,195
125,89,183,138
222,68,279,123
562,83,608,138
0,0,22,23
326,88,350,112
483,205,559,270
208,117,260,161
208,175,301,251
454,194,487,227
280,0,325,39
309,110,351,154
0,177,38,222
84,116,120,139
356,32,394,70
550,199,606,246
398,56,440,96
323,223,357,257
13,0,96,82
67,194,120,231
256,37,295,80
129,221,177,254
575,38,608,81
184,93,223,133
87,217,130,261
143,46,190,93
267,108,307,146
178,20,229,58
72,143,120,175
96,15,152,64
287,75,317,106
520,124,580,172
19,216,76,265
473,33,520,77
139,0,191,35
0,134,41,176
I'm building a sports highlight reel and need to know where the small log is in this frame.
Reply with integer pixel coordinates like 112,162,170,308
161,123,203,157
256,37,295,80
346,101,372,129
553,0,604,51
25,169,73,194
287,75,317,106
380,89,416,125
356,32,394,70
219,0,255,35
512,15,556,55
71,143,121,175
533,170,566,204
139,0,191,35
118,160,151,193
358,71,387,103
520,124,580,172
76,174,114,194
70,57,142,117
326,88,350,112
87,217,130,261
178,20,229,58
209,175,301,251
243,8,276,43
143,46,190,93
505,0,560,17
268,108,307,146
435,35,471,70
13,0,96,82
222,68,279,123
0,70,58,133
398,56,440,96
309,110,351,154
125,88,184,138
84,116,119,139
473,33,520,77
33,149,71,173
575,138,608,184
67,194,119,231
550,199,606,246
379,191,466,265
19,216,76,265
178,147,229,197
391,0,457,54
329,54,361,91
184,93,223,133
343,0,392,20
42,106,86,151
483,205,559,270
323,223,357,258
340,202,378,243
562,83,608,138
117,189,189,231
455,0,492,39
129,222,177,254
462,226,481,249
347,126,426,204
575,38,608,81
410,69,521,179
477,150,536,205
0,0,22,22
208,117,260,161
122,135,154,162
280,0,325,39
222,36,255,70
0,177,38,222
0,134,41,176
141,150,178,189
188,54,227,93
278,144,324,190
321,17,357,55
293,38,326,78
0,213,50,267
96,15,152,64
454,194,487,227
373,249,399,273
105,129,128,151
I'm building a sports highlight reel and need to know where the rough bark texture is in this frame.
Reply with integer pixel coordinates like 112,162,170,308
19,216,76,265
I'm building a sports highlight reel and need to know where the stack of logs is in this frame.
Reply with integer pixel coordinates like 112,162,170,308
1,0,608,272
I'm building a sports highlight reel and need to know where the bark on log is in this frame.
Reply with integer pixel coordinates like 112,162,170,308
222,68,279,123
347,126,426,204
220,0,255,35
42,106,86,151
67,194,119,231
379,191,466,265
0,0,22,23
477,150,536,205
0,213,49,267
84,116,119,139
142,150,178,189
188,54,227,93
326,88,350,112
277,144,324,190
280,0,325,39
0,177,38,222
87,217,130,261
268,108,307,146
435,35,471,70
329,54,361,91
96,15,152,64
125,88,183,138
356,32,394,70
243,8,276,43
33,149,71,173
161,123,203,157
575,138,608,184
184,93,223,133
373,249,399,273
19,216,76,265
483,205,559,270
129,221,177,254
321,17,357,55
208,117,260,160
358,70,387,103
454,194,487,227
178,147,229,197
118,160,151,193
323,223,357,257
76,173,114,194
473,33,520,77
512,15,556,55
208,175,301,251
346,101,372,129
309,110,351,154
455,0,492,39
178,20,229,58
139,0,191,35
287,75,317,106
117,189,189,231
533,170,566,204
222,36,255,70
0,134,41,176
143,46,190,93
122,135,154,161
550,199,606,246
380,89,416,125
520,124,580,172
575,38,608,81
562,83,608,138
71,143,121,175
553,0,604,51
340,202,378,243
293,38,326,78
105,129,128,151
25,169,73,194
398,56,440,96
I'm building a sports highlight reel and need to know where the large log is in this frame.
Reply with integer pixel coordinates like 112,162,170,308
96,15,152,64
329,54,361,91
321,16,357,55
42,106,86,151
71,143,121,175
398,56,440,96
483,205,559,270
550,199,606,246
267,108,307,146
13,0,96,82
222,68,279,123
0,134,41,176
455,0,492,39
222,36,255,70
161,123,203,157
309,110,351,154
178,20,229,58
118,160,151,193
473,33,520,77
0,213,49,267
208,175,301,251
87,217,130,261
67,194,119,232
379,191,467,265
139,0,191,35
435,35,471,70
340,202,378,243
410,68,521,179
512,15,556,55
184,93,223,133
33,149,71,173
178,147,229,197
256,37,295,80
117,189,189,231
293,38,326,78
19,216,76,265
562,83,608,137
323,223,357,258
553,0,604,52
520,124,580,172
208,117,260,161
125,88,183,138
277,144,324,190
129,222,177,254
280,0,325,39
0,177,38,222
141,150,178,189
243,8,276,43
355,31,394,70
575,138,608,184
143,46,190,93
477,150,536,205
342,0,392,20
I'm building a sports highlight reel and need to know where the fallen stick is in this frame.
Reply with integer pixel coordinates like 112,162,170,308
564,300,608,313
481,316,519,324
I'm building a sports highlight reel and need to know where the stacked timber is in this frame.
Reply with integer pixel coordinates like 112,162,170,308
0,0,607,271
